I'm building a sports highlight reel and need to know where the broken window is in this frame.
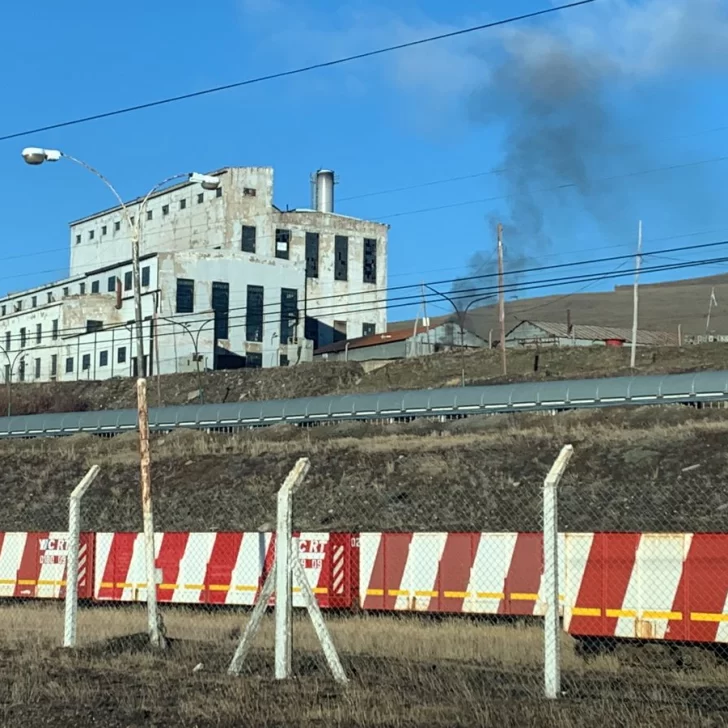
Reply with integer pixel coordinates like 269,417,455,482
246,285,264,342
212,281,230,340
363,238,377,284
362,322,376,337
280,288,298,344
176,278,195,313
333,320,347,343
275,229,290,260
305,232,319,278
334,236,348,281
241,225,256,253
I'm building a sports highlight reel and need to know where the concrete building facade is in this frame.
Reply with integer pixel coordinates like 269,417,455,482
1,166,388,383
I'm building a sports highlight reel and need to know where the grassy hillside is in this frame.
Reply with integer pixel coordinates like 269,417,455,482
3,406,727,533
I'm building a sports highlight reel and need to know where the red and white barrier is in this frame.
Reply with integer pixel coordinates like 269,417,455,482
359,532,549,615
564,533,728,643
93,531,357,609
0,532,93,599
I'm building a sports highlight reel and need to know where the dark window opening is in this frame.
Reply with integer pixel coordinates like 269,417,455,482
102,225,107,236
305,232,319,278
212,281,230,341
50,355,57,378
52,319,58,340
89,230,94,240
35,323,42,344
280,288,298,344
31,296,37,308
75,234,81,244
132,355,149,377
275,229,290,260
215,187,223,198
86,320,103,333
335,236,348,281
180,198,187,210
91,280,100,294
108,276,116,293
162,204,169,216
363,238,377,284
176,278,195,313
197,193,204,204
65,357,74,374
62,287,69,297
246,352,262,368
362,322,376,337
141,266,150,287
333,320,347,343
280,354,289,367
99,350,108,367
246,285,264,342
117,347,127,364
18,359,25,382
19,328,26,348
243,187,256,197
241,225,256,253
147,209,153,221
114,221,121,232
124,271,132,291
34,358,41,379
304,317,319,350
82,354,90,371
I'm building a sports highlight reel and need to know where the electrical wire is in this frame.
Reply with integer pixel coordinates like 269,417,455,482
0,2,594,143
3,245,728,351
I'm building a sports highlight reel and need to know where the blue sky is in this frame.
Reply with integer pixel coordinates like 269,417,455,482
1,0,727,321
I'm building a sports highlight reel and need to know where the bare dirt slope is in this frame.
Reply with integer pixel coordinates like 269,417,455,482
2,343,728,417
2,406,727,534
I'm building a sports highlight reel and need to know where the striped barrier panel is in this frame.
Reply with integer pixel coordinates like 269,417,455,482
564,533,728,642
93,531,357,609
0,531,93,599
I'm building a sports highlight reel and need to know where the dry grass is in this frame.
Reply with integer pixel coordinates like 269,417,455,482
0,603,726,727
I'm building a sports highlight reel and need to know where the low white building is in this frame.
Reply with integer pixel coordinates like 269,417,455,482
1,167,388,382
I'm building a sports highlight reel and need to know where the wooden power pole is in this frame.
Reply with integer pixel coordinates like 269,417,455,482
497,223,507,376
630,220,642,370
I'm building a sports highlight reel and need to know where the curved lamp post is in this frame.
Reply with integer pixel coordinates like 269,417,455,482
424,285,495,386
21,147,219,650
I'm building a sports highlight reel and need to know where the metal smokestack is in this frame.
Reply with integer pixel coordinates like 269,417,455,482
313,169,335,213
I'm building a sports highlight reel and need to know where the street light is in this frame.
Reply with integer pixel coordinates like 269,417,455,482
22,147,221,650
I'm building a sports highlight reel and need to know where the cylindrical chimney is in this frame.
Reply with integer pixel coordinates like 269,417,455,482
314,169,335,213
566,308,572,335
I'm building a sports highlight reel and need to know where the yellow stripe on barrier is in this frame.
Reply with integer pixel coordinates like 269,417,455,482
16,579,36,586
0,579,15,585
159,584,178,590
415,590,438,598
366,588,384,596
606,609,637,618
235,585,259,592
37,580,63,587
642,610,682,620
510,593,539,601
312,587,329,595
444,591,471,599
388,589,409,597
183,584,205,591
571,607,601,617
691,612,728,622
207,585,230,592
476,591,505,600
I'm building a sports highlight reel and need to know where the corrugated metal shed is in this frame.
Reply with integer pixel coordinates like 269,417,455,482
509,321,677,346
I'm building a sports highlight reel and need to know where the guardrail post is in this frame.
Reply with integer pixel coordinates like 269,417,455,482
543,444,573,699
64,465,100,648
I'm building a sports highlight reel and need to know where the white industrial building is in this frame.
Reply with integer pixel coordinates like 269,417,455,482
0,167,388,382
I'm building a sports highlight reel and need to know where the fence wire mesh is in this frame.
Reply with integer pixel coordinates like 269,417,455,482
1,408,728,726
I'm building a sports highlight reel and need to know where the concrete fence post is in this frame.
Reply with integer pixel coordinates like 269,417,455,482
543,444,573,700
64,465,100,648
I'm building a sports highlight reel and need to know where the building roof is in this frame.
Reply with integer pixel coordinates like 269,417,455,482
314,324,434,355
508,320,677,346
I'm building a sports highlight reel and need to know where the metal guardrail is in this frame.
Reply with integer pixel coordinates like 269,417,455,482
1,370,727,439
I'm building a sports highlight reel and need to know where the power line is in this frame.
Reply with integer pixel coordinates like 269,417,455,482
5,240,728,350
0,2,594,143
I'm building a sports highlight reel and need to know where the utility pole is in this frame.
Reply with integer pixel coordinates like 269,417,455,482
706,287,718,336
421,282,431,355
630,220,642,370
497,223,507,376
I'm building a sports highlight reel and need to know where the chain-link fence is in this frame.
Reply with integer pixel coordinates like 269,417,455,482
2,410,728,726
